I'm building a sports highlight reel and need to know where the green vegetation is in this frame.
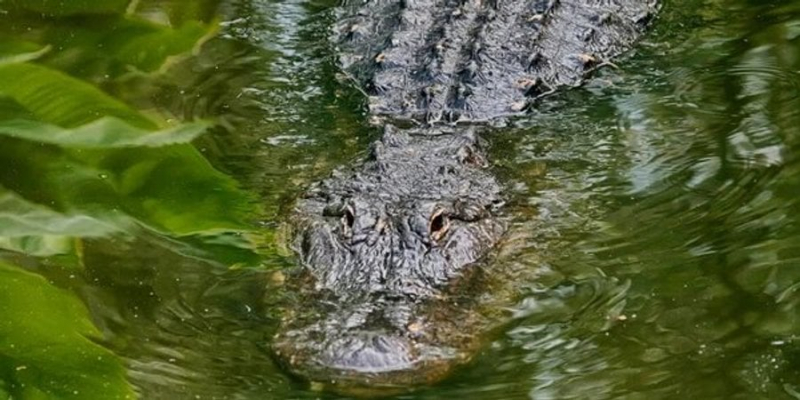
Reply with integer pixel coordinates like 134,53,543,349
0,262,134,399
0,1,257,397
0,0,253,248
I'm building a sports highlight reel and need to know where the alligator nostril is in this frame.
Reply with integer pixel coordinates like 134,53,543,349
342,205,355,235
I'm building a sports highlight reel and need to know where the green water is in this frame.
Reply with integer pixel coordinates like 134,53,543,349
0,0,799,399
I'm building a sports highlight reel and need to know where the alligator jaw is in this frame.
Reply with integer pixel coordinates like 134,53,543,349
272,281,491,394
272,307,473,392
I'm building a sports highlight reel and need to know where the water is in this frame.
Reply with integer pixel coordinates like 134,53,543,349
1,0,800,399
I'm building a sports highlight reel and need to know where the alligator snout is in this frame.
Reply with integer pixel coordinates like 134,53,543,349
272,311,465,392
321,334,416,373
274,330,426,378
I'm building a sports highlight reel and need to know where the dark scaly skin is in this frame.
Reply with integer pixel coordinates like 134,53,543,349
273,126,505,391
334,0,658,122
273,0,658,392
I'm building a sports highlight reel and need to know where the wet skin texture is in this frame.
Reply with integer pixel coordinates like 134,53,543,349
273,0,658,392
274,126,505,390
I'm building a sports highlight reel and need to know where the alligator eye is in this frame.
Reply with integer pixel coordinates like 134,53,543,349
429,209,450,242
342,205,355,235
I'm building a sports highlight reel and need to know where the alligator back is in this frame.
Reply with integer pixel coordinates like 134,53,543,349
334,0,658,122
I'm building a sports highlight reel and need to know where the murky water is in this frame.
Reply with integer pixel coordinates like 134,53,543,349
2,0,800,398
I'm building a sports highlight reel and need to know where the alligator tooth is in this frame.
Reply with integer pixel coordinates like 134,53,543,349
577,53,596,65
515,77,537,89
510,100,527,112
527,14,544,22
375,217,387,233
407,321,423,333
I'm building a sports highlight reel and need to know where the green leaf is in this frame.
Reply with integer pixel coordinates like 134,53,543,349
5,0,130,16
0,136,254,238
0,117,211,148
0,236,78,258
25,16,215,81
61,145,255,235
0,262,135,399
0,188,122,238
159,0,222,25
0,62,154,129
0,37,50,65
112,20,214,73
0,187,122,257
0,96,34,121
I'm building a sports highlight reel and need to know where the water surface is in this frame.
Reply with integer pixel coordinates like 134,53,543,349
1,0,799,399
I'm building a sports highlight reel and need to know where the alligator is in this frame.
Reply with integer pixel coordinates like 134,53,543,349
272,0,658,392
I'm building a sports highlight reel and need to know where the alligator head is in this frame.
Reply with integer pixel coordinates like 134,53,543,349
272,125,505,391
